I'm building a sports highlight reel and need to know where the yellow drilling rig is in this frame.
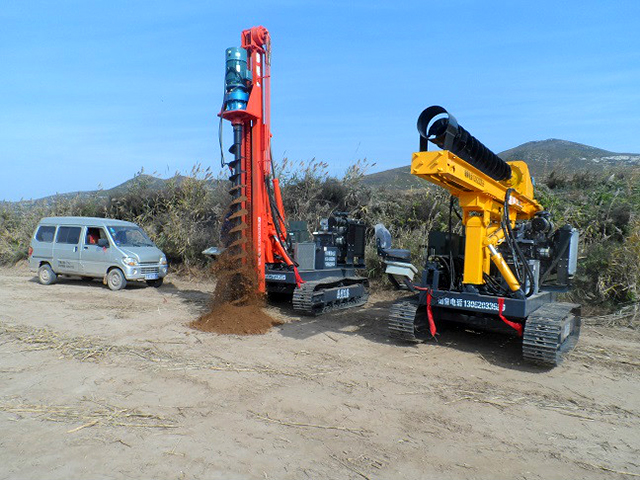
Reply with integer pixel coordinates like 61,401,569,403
376,106,581,367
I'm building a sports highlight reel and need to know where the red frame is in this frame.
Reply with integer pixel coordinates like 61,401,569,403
220,26,294,292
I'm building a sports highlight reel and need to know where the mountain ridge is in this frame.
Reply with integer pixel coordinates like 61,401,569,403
362,138,640,189
3,139,639,203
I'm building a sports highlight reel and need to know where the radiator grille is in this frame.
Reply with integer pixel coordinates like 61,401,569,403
294,243,316,270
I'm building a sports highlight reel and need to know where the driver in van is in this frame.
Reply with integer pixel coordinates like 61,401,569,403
87,229,100,245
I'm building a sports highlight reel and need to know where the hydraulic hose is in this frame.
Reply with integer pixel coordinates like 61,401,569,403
503,189,536,297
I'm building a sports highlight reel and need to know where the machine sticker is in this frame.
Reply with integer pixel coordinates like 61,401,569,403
336,288,349,299
562,322,571,340
257,216,262,264
464,169,485,187
437,297,499,312
265,273,287,281
508,196,523,207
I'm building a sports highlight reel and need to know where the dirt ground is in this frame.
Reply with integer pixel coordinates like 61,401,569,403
1,264,638,480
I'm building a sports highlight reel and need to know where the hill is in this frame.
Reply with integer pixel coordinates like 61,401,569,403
3,139,639,203
4,174,189,209
361,139,640,189
499,139,640,176
360,165,423,190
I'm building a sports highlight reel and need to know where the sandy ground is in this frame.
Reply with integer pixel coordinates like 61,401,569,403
0,263,638,480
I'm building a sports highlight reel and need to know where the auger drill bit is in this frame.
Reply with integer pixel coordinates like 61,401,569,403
223,122,249,262
417,106,512,182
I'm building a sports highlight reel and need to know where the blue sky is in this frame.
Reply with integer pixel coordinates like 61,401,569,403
1,0,639,201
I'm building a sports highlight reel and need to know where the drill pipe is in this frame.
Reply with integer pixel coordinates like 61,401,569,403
417,106,512,182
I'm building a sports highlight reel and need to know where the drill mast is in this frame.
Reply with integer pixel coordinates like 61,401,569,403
217,26,369,314
220,26,296,293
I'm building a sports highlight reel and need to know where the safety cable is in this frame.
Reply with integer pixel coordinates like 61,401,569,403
483,272,510,296
219,115,226,168
218,70,228,168
265,151,288,245
448,196,456,290
435,255,452,282
268,147,294,251
501,190,523,282
265,176,298,267
501,190,521,279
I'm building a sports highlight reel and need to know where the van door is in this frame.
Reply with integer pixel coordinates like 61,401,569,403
31,225,57,267
80,227,111,276
53,226,82,274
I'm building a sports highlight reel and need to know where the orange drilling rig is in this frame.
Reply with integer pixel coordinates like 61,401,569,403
215,26,368,315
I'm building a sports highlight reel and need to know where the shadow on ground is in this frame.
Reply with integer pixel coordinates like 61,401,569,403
28,275,147,290
274,295,549,372
161,281,212,314
37,269,548,372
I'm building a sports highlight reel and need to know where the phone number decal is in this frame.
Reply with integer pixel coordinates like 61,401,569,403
437,297,499,312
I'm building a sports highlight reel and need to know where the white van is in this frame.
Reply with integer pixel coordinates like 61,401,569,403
28,216,168,290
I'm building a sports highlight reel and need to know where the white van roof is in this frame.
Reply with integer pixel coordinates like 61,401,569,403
39,216,138,227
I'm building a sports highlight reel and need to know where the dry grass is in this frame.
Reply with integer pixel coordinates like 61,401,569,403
3,162,640,309
401,377,640,423
0,321,334,380
568,344,640,371
0,323,119,361
587,303,640,329
249,410,370,436
0,397,177,431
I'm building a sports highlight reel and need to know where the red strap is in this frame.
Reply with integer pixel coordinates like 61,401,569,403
426,290,437,338
293,266,305,289
415,286,437,338
498,297,523,336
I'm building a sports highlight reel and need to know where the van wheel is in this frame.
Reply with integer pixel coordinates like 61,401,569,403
146,278,164,288
38,264,56,285
107,268,127,291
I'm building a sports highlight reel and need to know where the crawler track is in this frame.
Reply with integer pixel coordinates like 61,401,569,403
292,277,369,316
388,296,429,342
522,302,582,367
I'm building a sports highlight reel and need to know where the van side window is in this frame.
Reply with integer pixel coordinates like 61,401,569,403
85,227,107,245
56,226,82,244
36,226,56,243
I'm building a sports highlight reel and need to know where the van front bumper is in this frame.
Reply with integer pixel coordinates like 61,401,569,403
122,264,168,281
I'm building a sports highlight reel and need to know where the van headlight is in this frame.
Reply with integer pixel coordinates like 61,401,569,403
159,256,167,265
122,257,138,266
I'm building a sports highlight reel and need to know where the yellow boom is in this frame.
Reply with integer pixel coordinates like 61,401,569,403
412,150,542,294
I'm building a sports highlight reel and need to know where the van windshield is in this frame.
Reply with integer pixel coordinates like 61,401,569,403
107,226,155,247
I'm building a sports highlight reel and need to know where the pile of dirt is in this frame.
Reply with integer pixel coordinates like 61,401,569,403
189,250,282,335
190,302,282,335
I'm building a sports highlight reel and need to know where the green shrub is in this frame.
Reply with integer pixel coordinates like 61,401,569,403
0,166,227,268
2,161,638,311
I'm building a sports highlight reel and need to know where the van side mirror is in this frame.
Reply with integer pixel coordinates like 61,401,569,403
98,239,109,248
